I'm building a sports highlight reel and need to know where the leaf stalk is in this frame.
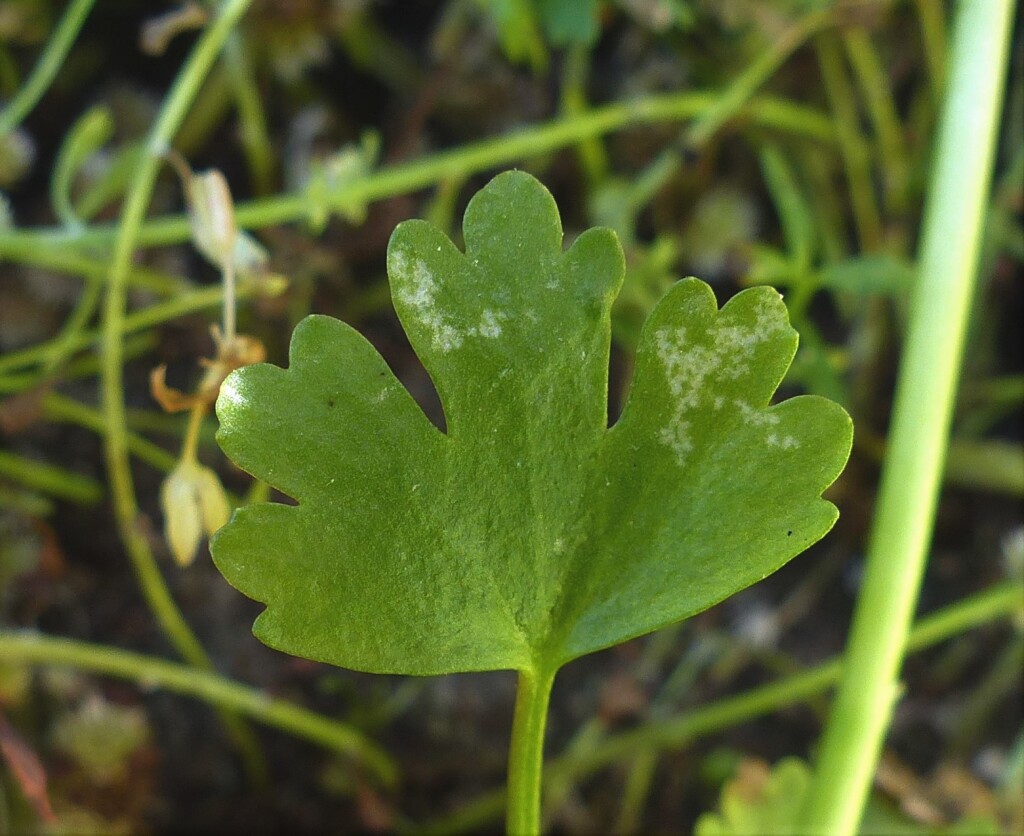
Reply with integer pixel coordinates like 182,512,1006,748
507,666,557,835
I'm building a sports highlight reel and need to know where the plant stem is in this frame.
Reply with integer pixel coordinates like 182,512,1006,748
41,392,178,473
0,282,272,377
842,28,908,214
914,0,947,103
815,33,883,252
799,3,1016,833
0,0,96,135
0,630,397,786
417,581,1023,835
685,9,831,148
560,46,608,188
98,0,265,781
0,449,102,504
39,274,104,378
507,666,557,835
223,32,275,194
0,90,835,256
0,243,189,294
180,404,206,463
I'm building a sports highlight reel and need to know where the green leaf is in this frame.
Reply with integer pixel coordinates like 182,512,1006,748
696,757,811,836
536,0,600,45
480,0,548,70
817,254,916,297
697,756,1007,836
212,171,851,677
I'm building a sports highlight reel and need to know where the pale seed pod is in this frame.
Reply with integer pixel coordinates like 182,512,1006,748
195,463,231,539
161,459,231,567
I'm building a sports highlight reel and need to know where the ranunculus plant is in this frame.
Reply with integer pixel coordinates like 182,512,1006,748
211,170,852,833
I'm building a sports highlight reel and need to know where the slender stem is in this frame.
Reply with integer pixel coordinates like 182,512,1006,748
41,392,178,473
223,32,274,194
98,0,264,778
560,46,608,188
0,90,835,256
0,333,156,394
800,3,1016,833
222,259,237,341
815,33,884,252
506,666,557,835
914,0,947,103
0,282,271,377
685,9,831,148
40,274,104,377
0,630,397,786
180,404,206,463
0,243,189,294
416,581,1023,835
0,449,102,504
842,28,908,214
0,0,97,135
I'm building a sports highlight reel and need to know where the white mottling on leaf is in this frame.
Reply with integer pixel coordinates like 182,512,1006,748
658,420,693,460
766,432,801,450
390,251,464,352
735,399,780,427
477,309,503,338
653,291,792,465
391,253,506,350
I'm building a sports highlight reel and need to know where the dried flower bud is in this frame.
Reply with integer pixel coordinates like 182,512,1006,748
160,459,231,566
186,168,237,269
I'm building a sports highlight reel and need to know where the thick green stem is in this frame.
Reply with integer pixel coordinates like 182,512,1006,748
506,666,557,835
800,3,1015,833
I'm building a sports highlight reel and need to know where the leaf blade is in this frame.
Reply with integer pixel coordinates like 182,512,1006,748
212,172,852,678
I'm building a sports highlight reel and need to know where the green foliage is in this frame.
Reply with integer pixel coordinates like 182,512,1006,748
50,694,150,785
696,757,810,836
697,757,1006,836
212,171,852,678
535,0,599,45
479,0,600,69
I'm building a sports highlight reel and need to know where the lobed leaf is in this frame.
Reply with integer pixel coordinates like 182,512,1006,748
212,171,852,677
